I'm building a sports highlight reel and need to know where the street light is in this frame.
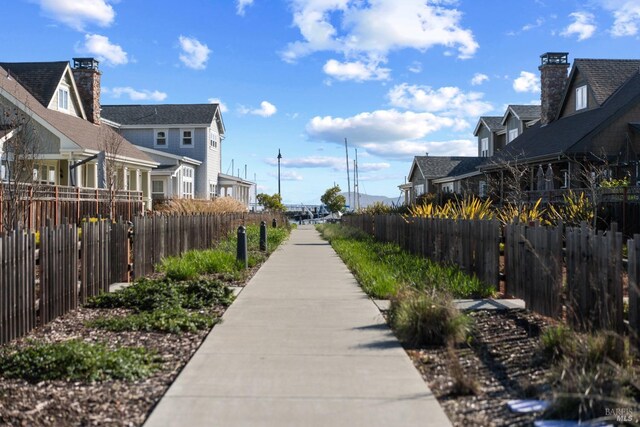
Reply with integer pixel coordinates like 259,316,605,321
277,149,282,196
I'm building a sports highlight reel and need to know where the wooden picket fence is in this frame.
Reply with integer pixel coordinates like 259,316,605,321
0,212,288,345
343,214,639,348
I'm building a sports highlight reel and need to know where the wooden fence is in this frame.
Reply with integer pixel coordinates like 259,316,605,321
0,183,144,230
343,214,638,346
0,212,288,345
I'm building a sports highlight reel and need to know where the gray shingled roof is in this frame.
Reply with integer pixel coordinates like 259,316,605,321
0,61,68,108
574,59,640,105
486,71,640,167
102,104,218,126
415,156,482,179
0,65,154,164
508,105,541,120
481,116,505,132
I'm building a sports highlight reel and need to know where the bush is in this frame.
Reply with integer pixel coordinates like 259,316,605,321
539,324,576,363
0,340,159,383
389,289,470,347
153,197,248,214
87,306,219,334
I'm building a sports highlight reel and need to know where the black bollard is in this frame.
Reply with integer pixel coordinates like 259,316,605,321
272,218,277,228
259,221,267,252
236,226,248,269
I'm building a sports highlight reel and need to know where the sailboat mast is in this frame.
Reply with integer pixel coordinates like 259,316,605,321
344,138,351,210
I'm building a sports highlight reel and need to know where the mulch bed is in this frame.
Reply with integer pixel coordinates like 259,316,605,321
407,309,555,427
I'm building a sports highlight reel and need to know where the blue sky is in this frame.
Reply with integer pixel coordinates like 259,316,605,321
1,0,639,205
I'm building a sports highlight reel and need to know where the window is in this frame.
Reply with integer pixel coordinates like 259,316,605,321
479,181,487,198
58,88,69,110
414,184,425,196
182,166,194,198
39,165,55,185
561,170,569,188
155,129,167,147
181,129,193,146
152,180,165,199
209,129,217,149
209,182,217,199
480,137,489,157
576,85,587,110
508,128,519,143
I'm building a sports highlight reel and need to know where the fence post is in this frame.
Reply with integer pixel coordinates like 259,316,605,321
259,221,267,252
237,226,248,269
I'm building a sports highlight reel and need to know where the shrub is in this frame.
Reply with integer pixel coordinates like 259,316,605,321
154,197,247,213
496,199,548,226
159,256,200,281
0,340,159,383
87,306,219,334
548,191,594,227
539,324,576,363
389,289,470,347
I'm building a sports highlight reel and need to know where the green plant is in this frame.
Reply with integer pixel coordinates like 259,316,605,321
159,256,200,281
321,185,347,213
600,176,630,188
87,306,219,334
256,193,285,212
388,289,470,347
496,199,548,226
0,340,159,383
547,191,594,227
539,324,576,363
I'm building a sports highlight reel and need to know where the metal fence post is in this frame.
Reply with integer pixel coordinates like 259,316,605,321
237,226,248,269
259,221,267,252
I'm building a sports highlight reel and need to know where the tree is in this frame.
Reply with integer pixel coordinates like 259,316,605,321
321,185,346,213
256,193,285,212
0,100,42,231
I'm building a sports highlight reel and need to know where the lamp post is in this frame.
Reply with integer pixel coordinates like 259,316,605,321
277,149,282,196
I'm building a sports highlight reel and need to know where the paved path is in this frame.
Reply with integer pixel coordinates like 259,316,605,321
144,225,451,427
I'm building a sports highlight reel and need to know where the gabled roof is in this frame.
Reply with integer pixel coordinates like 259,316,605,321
0,61,69,108
0,65,155,165
485,71,640,167
101,104,225,133
473,116,504,136
572,59,640,105
411,156,482,180
501,105,541,125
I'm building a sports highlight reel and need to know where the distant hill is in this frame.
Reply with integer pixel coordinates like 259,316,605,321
339,192,399,208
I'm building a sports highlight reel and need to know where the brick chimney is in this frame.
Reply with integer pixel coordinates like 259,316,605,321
539,52,569,125
71,58,101,124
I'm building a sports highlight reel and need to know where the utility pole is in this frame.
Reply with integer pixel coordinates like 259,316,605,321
344,138,351,210
354,148,360,211
277,149,282,196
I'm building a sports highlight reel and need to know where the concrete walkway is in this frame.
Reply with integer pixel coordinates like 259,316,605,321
144,225,451,427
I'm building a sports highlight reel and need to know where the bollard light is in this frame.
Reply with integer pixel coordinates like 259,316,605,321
236,226,248,269
260,221,267,252
272,218,277,228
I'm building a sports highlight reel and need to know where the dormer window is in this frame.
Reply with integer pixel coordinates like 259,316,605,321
58,88,69,111
508,128,518,143
576,85,587,110
480,138,489,157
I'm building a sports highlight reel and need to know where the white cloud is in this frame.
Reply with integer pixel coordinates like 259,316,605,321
408,61,422,73
107,87,167,101
268,170,304,181
265,155,390,172
282,0,478,65
599,0,640,36
306,110,462,145
470,73,489,86
360,139,477,159
522,17,545,31
178,36,211,70
239,101,277,117
513,71,541,93
323,58,390,82
208,98,228,112
236,0,254,16
77,34,127,66
36,0,115,31
387,83,492,118
561,11,597,41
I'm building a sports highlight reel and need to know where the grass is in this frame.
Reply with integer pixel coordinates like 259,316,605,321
316,223,495,299
0,340,160,383
388,288,470,347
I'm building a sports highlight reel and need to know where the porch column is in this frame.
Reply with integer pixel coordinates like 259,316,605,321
75,163,83,188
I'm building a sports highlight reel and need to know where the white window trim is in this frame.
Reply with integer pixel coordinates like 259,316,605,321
479,180,487,197
508,128,519,143
181,128,194,148
181,166,194,198
58,87,69,111
209,128,218,150
576,85,587,110
152,180,165,197
155,129,168,148
480,137,489,157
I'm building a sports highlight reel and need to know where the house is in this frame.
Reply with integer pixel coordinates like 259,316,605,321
399,156,484,204
502,105,541,144
481,52,640,200
474,116,505,158
101,104,253,206
0,58,158,207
